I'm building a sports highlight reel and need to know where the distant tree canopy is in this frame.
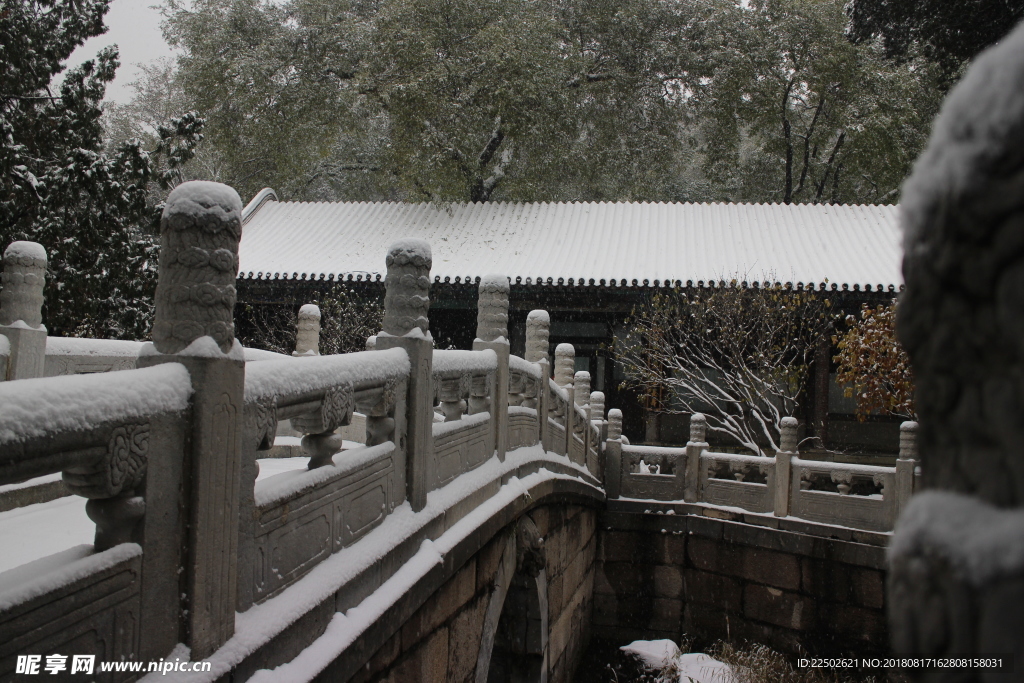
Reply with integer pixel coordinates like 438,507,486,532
156,0,945,206
0,0,203,339
848,0,1024,81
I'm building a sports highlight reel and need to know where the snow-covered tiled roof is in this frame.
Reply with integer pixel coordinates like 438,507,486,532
238,197,903,290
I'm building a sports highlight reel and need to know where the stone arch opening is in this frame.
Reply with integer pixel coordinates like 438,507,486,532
477,516,549,683
488,568,546,683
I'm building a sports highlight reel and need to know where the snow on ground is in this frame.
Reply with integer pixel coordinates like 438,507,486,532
0,496,94,574
621,640,736,683
256,457,310,482
0,472,62,495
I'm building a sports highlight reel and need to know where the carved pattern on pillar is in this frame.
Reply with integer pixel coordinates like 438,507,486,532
294,304,321,356
152,182,242,354
476,274,510,342
0,241,46,327
689,413,706,443
469,373,491,415
525,310,550,364
608,409,623,441
554,343,575,388
245,398,278,452
62,423,150,551
898,421,918,461
382,240,431,336
573,371,591,406
590,391,605,422
779,416,798,454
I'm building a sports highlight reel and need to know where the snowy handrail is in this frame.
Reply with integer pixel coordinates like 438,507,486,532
606,413,920,532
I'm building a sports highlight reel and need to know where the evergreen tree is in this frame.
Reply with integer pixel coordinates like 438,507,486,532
0,0,203,339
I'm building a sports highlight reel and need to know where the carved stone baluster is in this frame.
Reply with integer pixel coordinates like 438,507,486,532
894,421,918,518
554,343,575,388
375,239,433,511
605,409,624,499
508,371,525,407
292,383,353,469
573,370,591,407
469,373,491,415
590,391,605,423
0,241,47,380
365,380,398,447
475,274,510,459
684,413,708,503
525,310,550,366
293,303,321,356
440,377,464,421
522,374,538,410
135,180,246,659
832,470,853,495
366,335,377,350
774,416,798,517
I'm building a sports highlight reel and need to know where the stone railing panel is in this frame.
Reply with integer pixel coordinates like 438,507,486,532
431,349,498,487
790,458,896,532
0,544,143,682
251,442,400,602
620,444,686,500
700,451,775,513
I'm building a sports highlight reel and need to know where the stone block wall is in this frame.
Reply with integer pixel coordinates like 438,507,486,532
354,504,598,683
594,504,888,657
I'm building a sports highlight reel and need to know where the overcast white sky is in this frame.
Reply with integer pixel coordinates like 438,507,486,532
65,0,175,104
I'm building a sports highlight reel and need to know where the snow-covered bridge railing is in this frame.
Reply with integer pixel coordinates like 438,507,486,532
0,181,608,680
0,361,194,673
606,414,920,532
239,349,411,607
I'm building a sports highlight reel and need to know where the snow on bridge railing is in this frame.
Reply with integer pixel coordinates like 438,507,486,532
605,414,920,532
0,183,609,675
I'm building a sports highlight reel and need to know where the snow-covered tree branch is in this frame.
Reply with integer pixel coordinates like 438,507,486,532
617,282,835,454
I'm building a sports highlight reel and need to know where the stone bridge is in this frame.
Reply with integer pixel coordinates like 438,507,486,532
0,183,909,683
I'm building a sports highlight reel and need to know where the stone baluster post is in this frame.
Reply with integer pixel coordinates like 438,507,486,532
439,377,465,421
136,181,246,659
537,357,550,448
773,416,799,517
683,413,708,503
894,421,918,518
508,371,525,407
0,241,47,380
474,274,510,460
605,409,624,498
375,239,433,512
554,343,575,388
293,303,321,356
366,335,377,350
574,370,591,463
525,310,550,366
590,390,606,443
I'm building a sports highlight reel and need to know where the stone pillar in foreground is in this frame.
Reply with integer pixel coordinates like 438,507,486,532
0,241,47,380
137,180,245,660
375,239,433,511
475,274,510,461
294,303,321,356
889,24,1024,670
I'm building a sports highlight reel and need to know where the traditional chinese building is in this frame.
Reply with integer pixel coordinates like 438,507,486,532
237,189,903,452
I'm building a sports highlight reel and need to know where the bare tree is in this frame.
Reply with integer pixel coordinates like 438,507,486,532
618,282,834,454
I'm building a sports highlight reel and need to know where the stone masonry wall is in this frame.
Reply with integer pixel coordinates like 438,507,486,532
594,504,888,657
353,503,598,683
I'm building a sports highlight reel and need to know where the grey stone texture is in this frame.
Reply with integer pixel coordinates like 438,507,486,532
138,180,246,659
888,21,1024,677
594,502,889,656
0,241,47,380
